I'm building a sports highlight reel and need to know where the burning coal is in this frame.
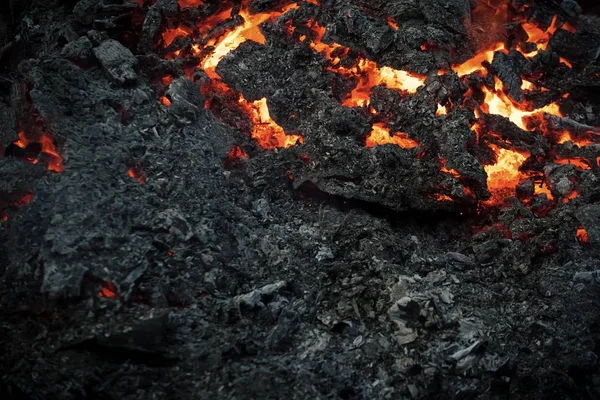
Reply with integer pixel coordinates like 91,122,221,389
153,0,597,211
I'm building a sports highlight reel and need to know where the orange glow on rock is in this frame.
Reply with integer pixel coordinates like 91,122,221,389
202,5,299,78
366,124,418,149
484,147,527,202
479,79,562,130
436,104,448,115
243,97,303,149
160,96,172,106
128,167,147,184
554,157,592,170
387,17,399,30
576,227,589,244
98,281,118,299
341,63,425,107
13,131,64,173
227,145,249,160
453,43,505,77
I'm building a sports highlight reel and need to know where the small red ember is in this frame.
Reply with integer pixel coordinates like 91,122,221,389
14,192,34,207
227,145,249,160
98,281,118,299
128,167,147,184
160,96,172,106
576,227,589,244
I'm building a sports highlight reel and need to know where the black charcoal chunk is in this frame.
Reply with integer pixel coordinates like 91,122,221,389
93,39,138,84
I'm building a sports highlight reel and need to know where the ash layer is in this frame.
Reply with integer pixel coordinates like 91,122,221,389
1,1,600,400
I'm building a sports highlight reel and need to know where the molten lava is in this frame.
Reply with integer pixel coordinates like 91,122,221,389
484,147,527,196
243,98,302,149
366,124,418,149
158,0,587,210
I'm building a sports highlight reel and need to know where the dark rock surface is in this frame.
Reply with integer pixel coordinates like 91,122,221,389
0,1,600,400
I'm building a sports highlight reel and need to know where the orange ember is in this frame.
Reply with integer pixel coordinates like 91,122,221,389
554,157,592,170
13,131,64,173
341,63,425,107
160,96,172,106
484,147,526,201
436,104,448,115
98,281,118,299
202,5,298,78
14,192,34,207
128,168,147,184
576,227,589,244
387,17,399,30
479,79,562,130
227,145,249,160
430,193,453,202
366,124,418,149
243,97,302,149
454,43,505,77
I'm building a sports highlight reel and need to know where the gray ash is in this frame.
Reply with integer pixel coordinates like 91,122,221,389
1,0,600,399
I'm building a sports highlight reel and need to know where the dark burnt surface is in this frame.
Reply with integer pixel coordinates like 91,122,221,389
1,1,600,399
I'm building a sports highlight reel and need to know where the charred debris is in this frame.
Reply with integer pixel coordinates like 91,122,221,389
1,0,600,399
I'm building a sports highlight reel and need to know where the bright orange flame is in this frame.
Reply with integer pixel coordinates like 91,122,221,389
387,17,399,30
519,16,559,57
366,124,418,149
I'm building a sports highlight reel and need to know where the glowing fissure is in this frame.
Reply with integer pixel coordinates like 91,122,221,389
161,0,589,208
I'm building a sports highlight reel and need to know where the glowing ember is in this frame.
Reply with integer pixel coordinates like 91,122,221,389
366,124,418,149
436,104,448,115
227,145,249,160
479,79,562,130
342,64,425,107
244,98,302,149
98,281,118,299
202,5,299,78
128,167,147,184
484,147,526,198
576,227,589,244
454,43,505,77
158,0,586,210
13,131,64,173
160,96,172,106
554,157,592,170
14,192,34,207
